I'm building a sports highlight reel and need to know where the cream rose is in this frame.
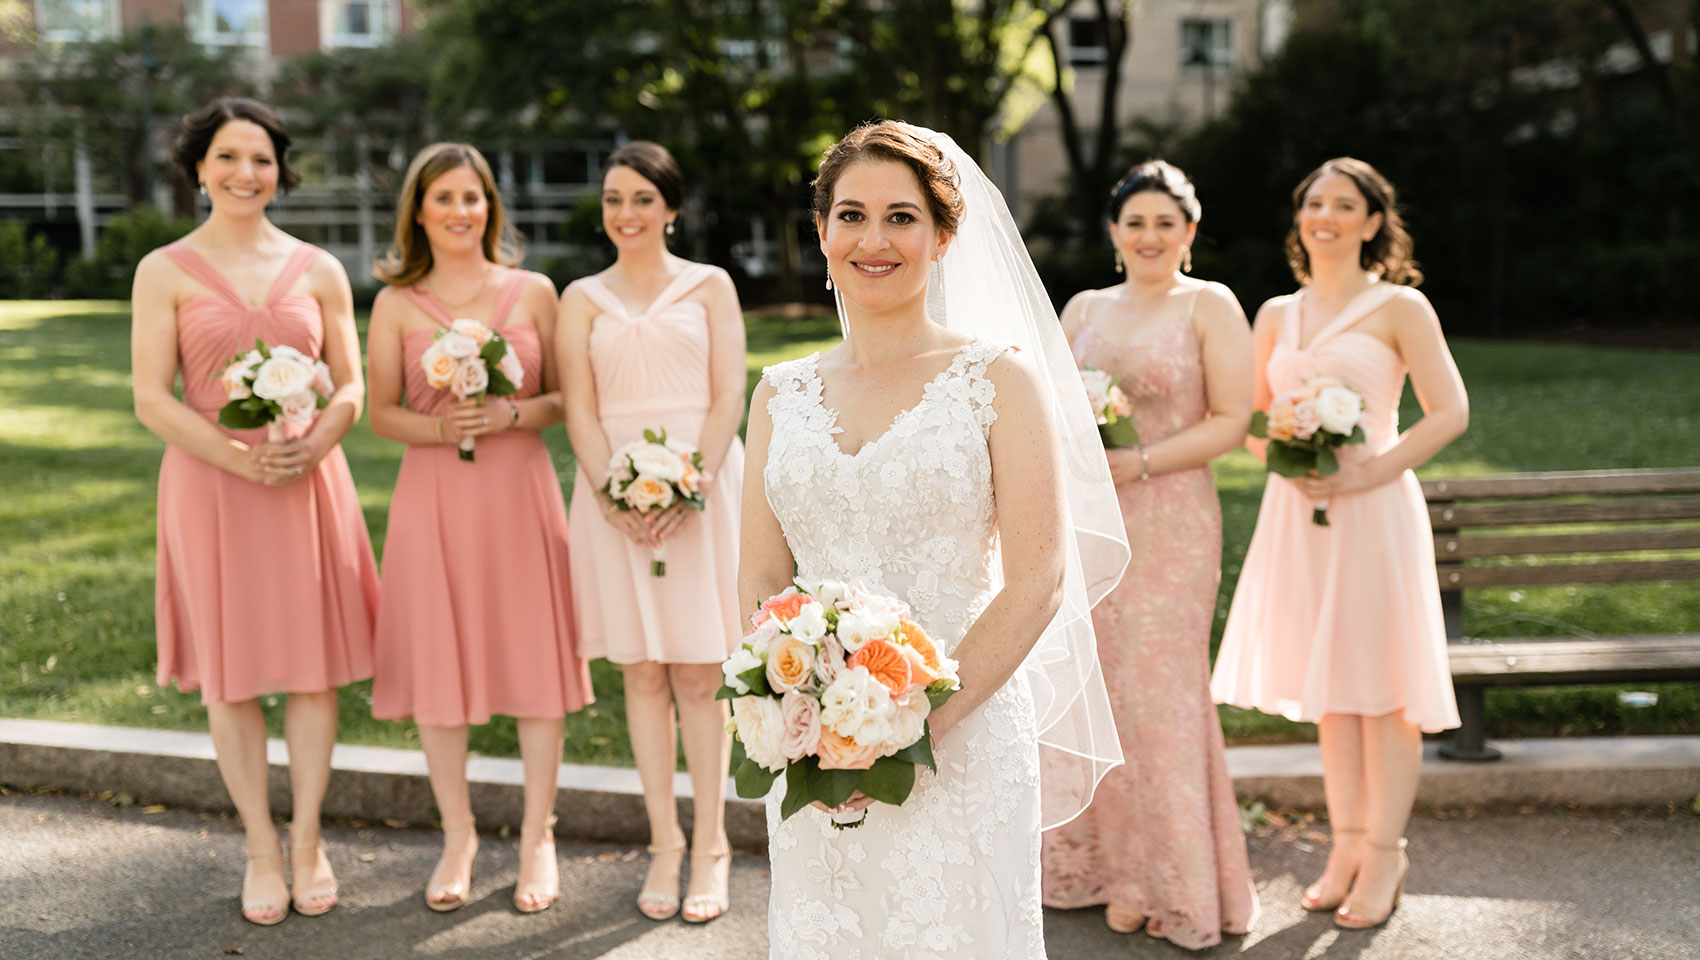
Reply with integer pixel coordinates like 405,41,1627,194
279,391,317,424
496,347,525,390
815,726,879,770
1265,396,1298,442
629,444,686,482
884,689,930,757
1315,385,1362,436
765,634,817,694
221,360,254,400
269,344,308,363
1291,399,1320,440
731,695,786,773
439,332,480,360
777,691,823,761
623,475,675,511
451,357,489,399
421,340,457,389
251,355,315,401
450,318,493,345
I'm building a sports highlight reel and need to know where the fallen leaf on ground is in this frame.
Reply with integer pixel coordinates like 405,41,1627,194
383,818,408,829
143,805,166,814
358,853,376,862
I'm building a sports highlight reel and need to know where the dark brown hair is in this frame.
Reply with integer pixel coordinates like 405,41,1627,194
1285,157,1422,286
173,97,300,193
606,141,684,211
811,121,964,236
1107,159,1201,224
373,143,521,287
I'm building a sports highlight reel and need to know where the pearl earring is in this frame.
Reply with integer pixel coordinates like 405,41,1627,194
825,274,833,291
199,182,208,196
1114,250,1124,274
1181,246,1193,274
665,221,676,236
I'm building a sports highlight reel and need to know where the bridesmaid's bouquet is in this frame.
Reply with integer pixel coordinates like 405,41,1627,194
215,339,333,443
719,579,961,829
1250,376,1366,526
1081,366,1139,448
604,428,705,576
419,319,523,461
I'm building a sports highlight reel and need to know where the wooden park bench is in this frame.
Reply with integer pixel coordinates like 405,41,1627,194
1421,467,1700,760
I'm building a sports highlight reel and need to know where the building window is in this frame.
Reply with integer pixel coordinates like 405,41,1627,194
321,0,396,49
1067,16,1107,66
1179,17,1234,69
190,0,268,47
35,0,119,42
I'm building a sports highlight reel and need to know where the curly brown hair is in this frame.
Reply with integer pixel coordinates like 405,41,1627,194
811,121,963,236
173,97,300,194
1285,157,1422,287
373,143,521,288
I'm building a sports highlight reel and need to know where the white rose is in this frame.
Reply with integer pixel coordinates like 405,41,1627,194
269,344,308,363
731,695,787,773
886,691,930,755
279,391,317,424
439,332,480,360
785,600,828,643
629,443,686,482
450,319,494,345
496,347,525,390
1315,385,1363,436
251,355,316,401
721,645,763,695
819,667,872,736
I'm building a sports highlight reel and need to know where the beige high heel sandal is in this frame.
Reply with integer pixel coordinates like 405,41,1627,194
289,839,340,917
682,847,731,924
1335,837,1408,929
513,814,559,914
637,841,685,920
241,843,289,926
425,817,478,913
1302,826,1365,912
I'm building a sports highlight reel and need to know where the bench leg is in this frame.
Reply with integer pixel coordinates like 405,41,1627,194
1439,685,1501,762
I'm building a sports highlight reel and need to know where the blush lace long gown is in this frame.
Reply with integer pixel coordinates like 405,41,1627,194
760,340,1048,960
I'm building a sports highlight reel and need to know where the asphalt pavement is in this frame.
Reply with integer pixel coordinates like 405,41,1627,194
2,788,1696,960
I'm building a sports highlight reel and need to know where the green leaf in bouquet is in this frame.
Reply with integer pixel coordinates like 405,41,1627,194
486,367,517,397
218,403,269,430
255,338,271,359
477,338,506,367
1316,445,1340,476
732,739,780,798
779,758,814,821
891,729,937,771
1264,441,1316,479
737,665,772,698
314,393,329,410
1249,410,1270,439
856,756,917,805
925,680,958,712
715,681,740,701
1346,424,1366,445
1099,417,1140,449
728,735,747,774
643,428,663,445
807,762,862,809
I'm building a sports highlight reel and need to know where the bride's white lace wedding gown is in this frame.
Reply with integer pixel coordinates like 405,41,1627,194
760,339,1046,960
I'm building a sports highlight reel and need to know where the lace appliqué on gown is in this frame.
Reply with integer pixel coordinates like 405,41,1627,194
761,340,1046,960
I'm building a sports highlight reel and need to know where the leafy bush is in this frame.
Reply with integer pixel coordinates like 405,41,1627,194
0,221,61,299
62,206,195,299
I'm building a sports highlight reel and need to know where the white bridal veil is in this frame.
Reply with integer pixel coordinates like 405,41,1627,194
905,128,1133,830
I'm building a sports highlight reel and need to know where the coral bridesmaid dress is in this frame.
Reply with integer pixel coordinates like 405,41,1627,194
565,264,743,664
154,242,378,705
1042,288,1257,950
370,272,592,726
1211,283,1460,732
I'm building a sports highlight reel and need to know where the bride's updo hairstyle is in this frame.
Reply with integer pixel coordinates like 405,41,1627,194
1285,157,1422,287
812,121,964,237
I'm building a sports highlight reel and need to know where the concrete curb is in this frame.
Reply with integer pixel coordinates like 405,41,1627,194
4,719,1697,851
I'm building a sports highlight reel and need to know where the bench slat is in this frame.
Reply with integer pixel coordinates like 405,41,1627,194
1433,527,1700,559
1437,558,1700,589
1429,497,1700,528
1449,634,1700,685
1422,468,1700,500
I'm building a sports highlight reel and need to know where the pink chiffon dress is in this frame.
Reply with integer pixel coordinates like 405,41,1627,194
1211,283,1460,732
153,241,378,705
565,263,743,664
370,272,592,726
1041,286,1258,949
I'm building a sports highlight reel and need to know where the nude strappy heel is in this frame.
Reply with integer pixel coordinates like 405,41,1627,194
241,844,288,926
682,846,731,923
425,816,478,913
1302,826,1365,912
1335,837,1408,929
513,814,559,914
289,839,339,917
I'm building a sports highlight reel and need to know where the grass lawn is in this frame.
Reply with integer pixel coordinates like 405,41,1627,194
2,300,1697,765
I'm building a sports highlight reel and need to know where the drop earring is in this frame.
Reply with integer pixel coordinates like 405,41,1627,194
1114,250,1124,274
198,182,208,196
825,274,833,291
1181,246,1193,274
665,221,676,236
933,259,943,293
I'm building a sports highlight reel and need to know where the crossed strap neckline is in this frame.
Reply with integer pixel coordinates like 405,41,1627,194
1284,282,1404,353
400,270,530,332
166,241,318,310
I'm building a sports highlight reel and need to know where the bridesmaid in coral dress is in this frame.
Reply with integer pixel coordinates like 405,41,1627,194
131,98,377,925
1211,158,1469,930
1041,161,1258,949
557,142,746,924
367,143,592,915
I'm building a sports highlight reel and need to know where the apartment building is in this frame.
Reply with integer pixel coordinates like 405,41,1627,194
11,0,415,59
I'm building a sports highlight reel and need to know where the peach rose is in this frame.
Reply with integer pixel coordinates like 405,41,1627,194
623,475,675,511
766,634,817,694
221,363,253,400
777,691,822,761
421,341,457,390
815,726,879,771
848,639,911,696
1265,397,1298,442
1291,399,1320,440
679,464,701,497
899,620,942,671
760,590,808,625
451,357,489,399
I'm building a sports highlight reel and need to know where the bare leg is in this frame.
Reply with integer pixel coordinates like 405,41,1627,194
1305,712,1368,909
206,698,287,923
513,716,565,912
624,661,685,918
284,690,340,914
418,723,478,910
672,662,731,922
1339,710,1421,923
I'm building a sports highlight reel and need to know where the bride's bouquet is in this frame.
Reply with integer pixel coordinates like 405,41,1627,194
215,339,334,443
719,579,961,828
604,428,705,576
419,319,523,461
1250,376,1366,526
1081,366,1139,448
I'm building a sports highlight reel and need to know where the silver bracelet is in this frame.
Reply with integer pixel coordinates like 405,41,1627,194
1135,444,1151,482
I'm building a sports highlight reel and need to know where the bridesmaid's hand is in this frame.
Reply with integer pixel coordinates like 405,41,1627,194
603,497,660,548
1294,456,1379,500
260,434,329,486
446,398,501,440
229,439,271,485
648,502,695,541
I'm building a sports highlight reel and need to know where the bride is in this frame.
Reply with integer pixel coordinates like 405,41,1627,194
738,121,1130,958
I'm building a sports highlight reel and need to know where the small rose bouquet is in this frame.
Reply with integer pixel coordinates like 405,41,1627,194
1249,376,1366,525
719,578,961,829
419,319,523,461
1081,366,1139,448
214,339,334,443
604,428,705,576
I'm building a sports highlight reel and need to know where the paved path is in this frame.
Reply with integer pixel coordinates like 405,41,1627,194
3,789,1696,959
